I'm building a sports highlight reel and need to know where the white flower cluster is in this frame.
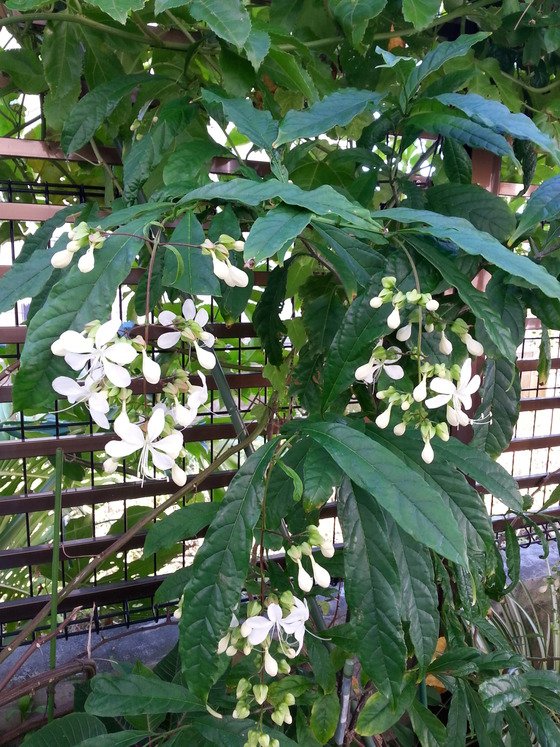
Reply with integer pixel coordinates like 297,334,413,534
286,525,334,593
355,276,486,464
201,234,249,288
157,299,216,370
51,222,106,273
51,303,215,485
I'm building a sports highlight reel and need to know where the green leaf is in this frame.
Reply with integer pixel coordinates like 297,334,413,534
338,479,406,700
406,33,490,95
190,715,299,747
406,111,517,161
435,93,560,164
425,184,515,243
306,634,337,694
408,699,447,747
144,502,220,557
375,208,560,300
163,139,230,186
162,212,220,296
322,286,388,411
313,223,386,289
61,73,154,154
479,675,531,713
244,28,271,71
22,714,106,747
302,280,346,357
244,206,311,263
265,439,310,528
154,566,193,605
265,49,318,102
470,358,520,458
13,221,145,412
202,90,278,151
503,522,521,593
402,0,441,28
275,89,383,147
310,691,340,744
465,686,503,747
277,459,304,501
520,703,560,745
356,673,416,736
510,174,560,244
179,439,279,700
442,138,472,184
303,443,343,510
85,673,203,715
0,48,47,93
253,264,289,366
445,682,468,747
408,236,516,360
434,438,523,512
180,179,380,233
85,0,145,24
81,732,153,747
504,707,532,747
42,22,83,101
123,99,196,203
387,518,438,676
190,0,251,47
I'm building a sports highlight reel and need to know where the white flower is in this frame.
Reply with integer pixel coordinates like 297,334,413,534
105,407,183,483
241,598,308,656
393,421,406,436
217,612,239,654
375,402,393,429
52,320,136,388
172,373,208,427
157,300,216,370
425,358,481,428
439,330,453,356
51,249,74,269
396,323,412,342
369,296,383,309
412,376,428,402
421,438,434,464
52,374,110,429
425,298,439,312
141,350,161,385
355,346,404,384
78,248,95,273
462,332,484,357
387,306,401,330
264,648,278,677
212,254,249,288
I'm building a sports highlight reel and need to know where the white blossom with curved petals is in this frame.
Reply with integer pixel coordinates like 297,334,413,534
425,358,481,428
52,374,110,429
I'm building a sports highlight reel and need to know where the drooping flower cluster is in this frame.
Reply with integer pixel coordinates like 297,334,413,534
286,524,334,593
157,299,216,369
356,275,486,464
51,221,106,273
201,234,249,288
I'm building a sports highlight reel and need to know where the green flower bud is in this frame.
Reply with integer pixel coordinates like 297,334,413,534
236,678,251,699
253,683,268,705
381,276,397,289
246,600,262,617
277,659,290,675
279,590,295,610
284,693,296,707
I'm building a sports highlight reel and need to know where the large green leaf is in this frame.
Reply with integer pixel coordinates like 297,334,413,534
244,28,271,71
302,443,343,510
310,691,340,743
441,138,472,184
85,0,145,24
180,179,381,232
479,675,531,713
123,99,196,203
322,285,388,411
445,682,468,747
61,73,154,153
0,48,47,93
162,212,220,296
42,22,82,101
338,480,406,701
253,263,289,366
264,49,318,102
356,673,416,736
275,89,383,146
13,221,145,411
386,517,438,676
312,223,386,289
408,236,516,360
406,33,490,95
190,0,251,47
302,420,466,564
328,0,386,47
470,358,520,458
434,438,523,512
510,174,560,244
144,502,220,557
373,427,494,555
179,439,279,700
244,205,311,263
23,714,106,747
405,111,517,160
190,715,299,747
409,699,447,747
504,707,532,747
81,732,153,747
402,0,440,28
425,184,515,243
375,208,560,300
85,673,203,715
435,93,560,164
202,90,278,151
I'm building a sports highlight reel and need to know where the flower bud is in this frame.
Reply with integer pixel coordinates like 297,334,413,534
375,403,393,430
78,250,95,274
264,648,278,677
233,703,250,719
387,306,400,330
278,659,290,675
413,377,427,402
247,600,262,617
396,323,412,341
279,590,295,610
463,333,484,357
425,298,439,312
393,421,406,436
284,693,296,707
236,679,251,700
369,295,383,309
381,276,396,289
51,249,74,269
103,458,119,475
439,331,453,356
258,735,270,747
253,684,268,705
421,439,434,465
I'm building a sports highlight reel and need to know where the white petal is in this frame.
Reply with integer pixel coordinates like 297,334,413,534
52,376,83,400
268,603,283,623
194,342,216,370
147,406,166,442
59,331,93,354
103,360,131,388
430,377,456,395
154,431,183,459
200,332,215,348
421,440,434,464
375,404,392,429
182,298,196,320
150,448,175,471
425,393,452,410
413,378,427,402
142,352,161,384
114,411,144,445
228,263,249,288
387,306,400,329
297,562,313,593
157,331,181,349
446,405,460,427
90,408,110,429
213,256,230,281
158,310,176,327
264,650,278,677
396,323,412,342
172,462,187,486
310,556,330,588
51,249,73,268
64,352,92,372
355,361,374,382
105,439,142,458
104,342,137,365
88,392,109,414
174,403,197,427
461,374,481,398
244,617,273,646
384,364,404,380
96,319,122,348
78,250,95,273
195,308,209,327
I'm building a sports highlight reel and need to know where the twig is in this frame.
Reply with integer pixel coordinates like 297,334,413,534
90,139,123,196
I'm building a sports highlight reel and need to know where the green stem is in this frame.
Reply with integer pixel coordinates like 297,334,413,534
47,448,63,723
418,677,428,707
501,70,560,95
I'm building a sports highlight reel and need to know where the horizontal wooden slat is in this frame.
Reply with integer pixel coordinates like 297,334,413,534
519,396,560,412
506,433,560,453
